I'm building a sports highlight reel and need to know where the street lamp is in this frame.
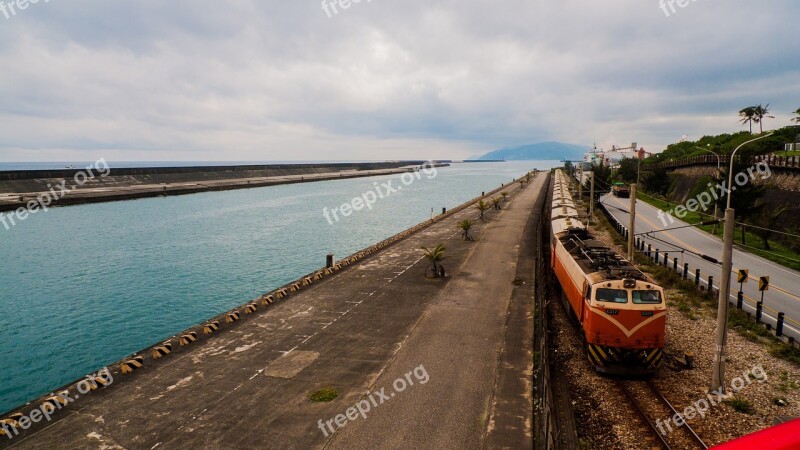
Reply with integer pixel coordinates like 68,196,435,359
696,145,722,222
711,132,774,393
725,133,774,209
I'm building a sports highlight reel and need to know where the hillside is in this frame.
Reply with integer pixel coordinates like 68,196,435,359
477,142,587,161
645,126,800,163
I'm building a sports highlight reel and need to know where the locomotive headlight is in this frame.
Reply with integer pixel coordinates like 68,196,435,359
623,278,636,288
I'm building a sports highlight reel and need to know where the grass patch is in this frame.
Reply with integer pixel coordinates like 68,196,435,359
774,150,800,157
768,342,800,365
728,308,773,339
727,397,755,415
310,387,339,402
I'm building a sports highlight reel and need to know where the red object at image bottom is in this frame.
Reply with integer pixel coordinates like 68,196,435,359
711,419,800,450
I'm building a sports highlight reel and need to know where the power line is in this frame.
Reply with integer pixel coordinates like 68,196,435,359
734,222,800,239
734,242,800,264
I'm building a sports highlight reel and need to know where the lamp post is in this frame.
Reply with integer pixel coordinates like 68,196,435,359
587,171,595,231
711,132,774,393
696,145,722,226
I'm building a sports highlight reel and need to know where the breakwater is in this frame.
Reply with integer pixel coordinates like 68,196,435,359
0,161,443,212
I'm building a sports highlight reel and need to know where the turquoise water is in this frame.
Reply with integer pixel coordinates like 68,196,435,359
0,161,558,414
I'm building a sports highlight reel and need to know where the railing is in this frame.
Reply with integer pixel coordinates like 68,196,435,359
648,154,800,171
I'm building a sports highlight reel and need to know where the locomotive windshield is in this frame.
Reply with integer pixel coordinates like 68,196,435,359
632,290,663,304
595,288,628,303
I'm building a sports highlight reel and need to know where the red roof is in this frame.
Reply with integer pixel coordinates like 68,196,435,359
711,419,800,450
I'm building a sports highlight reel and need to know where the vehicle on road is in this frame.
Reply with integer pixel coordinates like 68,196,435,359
612,182,630,198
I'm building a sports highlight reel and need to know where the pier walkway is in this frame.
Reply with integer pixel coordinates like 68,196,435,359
7,174,547,450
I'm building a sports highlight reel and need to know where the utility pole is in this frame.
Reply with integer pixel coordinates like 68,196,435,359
628,183,637,260
588,171,595,231
711,132,774,392
712,207,735,392
578,164,583,199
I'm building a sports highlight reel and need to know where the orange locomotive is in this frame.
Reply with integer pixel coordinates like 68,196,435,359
551,170,666,374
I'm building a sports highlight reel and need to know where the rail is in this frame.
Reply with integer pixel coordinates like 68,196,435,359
646,154,800,171
618,380,708,449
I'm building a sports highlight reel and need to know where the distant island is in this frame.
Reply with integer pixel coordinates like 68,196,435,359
475,141,588,161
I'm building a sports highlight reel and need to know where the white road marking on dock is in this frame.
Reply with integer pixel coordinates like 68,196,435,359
239,223,478,391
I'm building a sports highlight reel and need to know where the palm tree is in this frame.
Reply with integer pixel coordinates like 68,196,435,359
421,244,446,278
753,104,774,133
739,106,756,133
501,192,509,202
476,200,490,221
792,108,800,124
491,197,501,210
457,219,474,241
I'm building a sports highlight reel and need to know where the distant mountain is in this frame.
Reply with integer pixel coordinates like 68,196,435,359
476,141,588,161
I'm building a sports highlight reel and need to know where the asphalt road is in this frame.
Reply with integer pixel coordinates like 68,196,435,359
600,192,800,341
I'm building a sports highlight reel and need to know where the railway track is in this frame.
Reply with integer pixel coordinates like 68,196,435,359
618,379,708,450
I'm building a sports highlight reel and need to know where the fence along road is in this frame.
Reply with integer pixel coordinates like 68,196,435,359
600,192,800,342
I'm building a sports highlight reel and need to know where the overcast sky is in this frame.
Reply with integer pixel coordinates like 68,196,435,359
0,0,798,162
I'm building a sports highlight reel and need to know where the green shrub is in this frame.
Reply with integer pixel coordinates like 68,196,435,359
310,387,339,402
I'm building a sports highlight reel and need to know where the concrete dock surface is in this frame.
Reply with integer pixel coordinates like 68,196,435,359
4,174,546,450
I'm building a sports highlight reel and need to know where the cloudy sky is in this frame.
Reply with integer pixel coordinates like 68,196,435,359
0,0,798,162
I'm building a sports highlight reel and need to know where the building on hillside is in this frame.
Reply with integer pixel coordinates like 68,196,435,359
583,142,651,167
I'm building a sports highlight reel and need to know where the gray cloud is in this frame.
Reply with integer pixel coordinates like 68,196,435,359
0,0,798,162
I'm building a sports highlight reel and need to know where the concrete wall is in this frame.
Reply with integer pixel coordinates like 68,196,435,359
665,166,800,240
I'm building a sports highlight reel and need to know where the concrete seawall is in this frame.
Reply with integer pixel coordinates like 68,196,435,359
0,161,446,212
1,171,543,448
